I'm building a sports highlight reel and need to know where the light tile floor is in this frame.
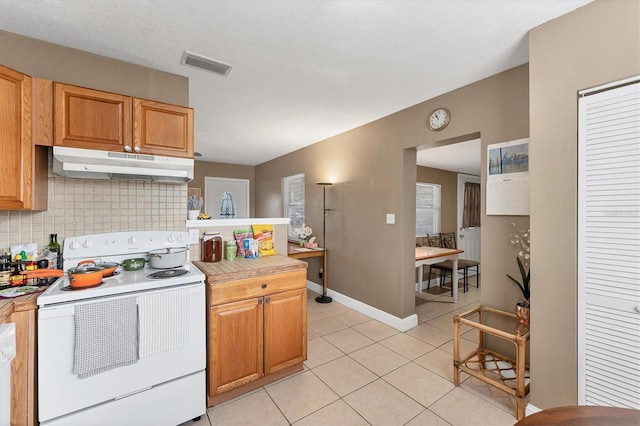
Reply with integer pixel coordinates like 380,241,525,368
188,277,520,425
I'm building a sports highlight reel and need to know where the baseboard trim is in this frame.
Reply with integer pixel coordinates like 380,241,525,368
306,281,418,332
526,403,541,417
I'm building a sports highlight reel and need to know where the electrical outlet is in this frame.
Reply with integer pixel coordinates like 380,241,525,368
188,229,200,245
386,213,395,224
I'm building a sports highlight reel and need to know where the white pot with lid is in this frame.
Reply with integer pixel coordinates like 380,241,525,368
148,247,188,269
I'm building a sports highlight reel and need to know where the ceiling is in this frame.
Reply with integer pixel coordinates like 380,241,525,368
0,1,590,167
417,139,481,176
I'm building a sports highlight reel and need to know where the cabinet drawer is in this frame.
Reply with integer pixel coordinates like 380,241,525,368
208,269,306,306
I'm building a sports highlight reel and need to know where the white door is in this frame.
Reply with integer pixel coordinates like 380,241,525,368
457,174,481,268
578,77,640,409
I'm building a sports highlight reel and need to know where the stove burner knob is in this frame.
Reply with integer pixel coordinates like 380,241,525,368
69,241,81,250
176,234,185,243
83,240,94,248
167,235,174,243
128,236,137,245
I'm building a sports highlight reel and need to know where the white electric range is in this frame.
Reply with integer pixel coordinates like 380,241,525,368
37,231,206,426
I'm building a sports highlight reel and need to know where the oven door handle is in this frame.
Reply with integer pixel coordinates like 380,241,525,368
38,306,75,319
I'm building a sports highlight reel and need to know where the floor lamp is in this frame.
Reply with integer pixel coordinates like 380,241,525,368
316,182,333,303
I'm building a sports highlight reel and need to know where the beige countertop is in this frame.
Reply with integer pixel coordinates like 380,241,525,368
0,289,43,322
194,255,307,283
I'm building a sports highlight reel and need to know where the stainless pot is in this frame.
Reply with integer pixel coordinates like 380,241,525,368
148,247,188,269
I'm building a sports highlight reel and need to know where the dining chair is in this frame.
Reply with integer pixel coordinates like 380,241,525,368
424,233,459,295
440,231,480,289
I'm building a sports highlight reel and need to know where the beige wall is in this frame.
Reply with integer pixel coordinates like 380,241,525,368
0,30,188,106
191,161,256,218
529,0,640,410
416,166,459,235
0,30,190,252
256,64,530,319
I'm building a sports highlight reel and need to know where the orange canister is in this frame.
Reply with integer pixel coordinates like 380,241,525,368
201,232,222,262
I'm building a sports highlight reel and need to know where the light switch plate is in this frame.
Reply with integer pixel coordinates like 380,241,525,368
188,229,199,245
386,214,395,224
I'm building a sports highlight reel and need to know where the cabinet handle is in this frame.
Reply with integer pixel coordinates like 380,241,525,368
261,283,267,289
266,297,271,303
133,146,141,153
124,145,132,152
258,298,263,305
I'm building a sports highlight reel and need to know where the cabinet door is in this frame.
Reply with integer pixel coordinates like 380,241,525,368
133,98,193,158
209,297,263,396
264,288,307,375
0,65,33,210
7,309,36,426
54,83,132,151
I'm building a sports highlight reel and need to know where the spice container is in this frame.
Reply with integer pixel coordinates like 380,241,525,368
224,240,236,261
201,232,222,262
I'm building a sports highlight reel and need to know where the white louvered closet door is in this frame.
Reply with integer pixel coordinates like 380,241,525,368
578,77,640,409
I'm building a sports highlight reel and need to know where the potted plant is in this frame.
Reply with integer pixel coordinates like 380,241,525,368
506,223,530,324
187,195,203,220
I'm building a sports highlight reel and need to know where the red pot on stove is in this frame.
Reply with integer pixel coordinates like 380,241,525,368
68,263,104,288
78,260,119,277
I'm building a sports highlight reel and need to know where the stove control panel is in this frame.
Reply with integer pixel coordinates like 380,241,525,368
63,231,190,260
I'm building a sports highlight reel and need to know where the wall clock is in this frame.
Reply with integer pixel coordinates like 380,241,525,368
427,108,450,131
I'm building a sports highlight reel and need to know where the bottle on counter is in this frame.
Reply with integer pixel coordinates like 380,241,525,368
47,234,60,269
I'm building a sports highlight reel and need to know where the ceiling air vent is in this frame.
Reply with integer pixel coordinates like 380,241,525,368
181,51,232,76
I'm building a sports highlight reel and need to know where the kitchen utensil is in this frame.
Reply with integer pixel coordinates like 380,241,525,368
37,259,50,269
19,269,64,279
78,260,119,277
67,263,104,288
148,247,188,269
122,258,146,271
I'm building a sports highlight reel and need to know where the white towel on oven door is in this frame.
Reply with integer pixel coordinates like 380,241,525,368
73,297,139,379
137,287,189,358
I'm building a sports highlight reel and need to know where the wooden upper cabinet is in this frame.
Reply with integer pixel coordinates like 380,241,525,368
54,83,132,151
134,99,194,158
53,83,194,158
0,65,47,211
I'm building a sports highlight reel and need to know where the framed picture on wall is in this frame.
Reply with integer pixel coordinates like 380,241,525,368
204,177,250,219
187,187,201,200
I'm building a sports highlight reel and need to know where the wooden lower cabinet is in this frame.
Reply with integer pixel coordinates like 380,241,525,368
2,308,36,426
206,276,307,406
209,297,264,395
264,289,307,374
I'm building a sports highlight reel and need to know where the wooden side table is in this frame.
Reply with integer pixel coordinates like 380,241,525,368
287,242,328,302
453,305,530,420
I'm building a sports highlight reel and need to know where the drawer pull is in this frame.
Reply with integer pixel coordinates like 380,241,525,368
261,283,267,289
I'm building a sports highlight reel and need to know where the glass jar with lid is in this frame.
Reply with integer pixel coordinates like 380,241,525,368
201,232,222,262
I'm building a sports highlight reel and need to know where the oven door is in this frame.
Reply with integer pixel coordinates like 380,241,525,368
38,283,205,424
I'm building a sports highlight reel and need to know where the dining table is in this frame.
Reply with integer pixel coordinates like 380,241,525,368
415,246,464,303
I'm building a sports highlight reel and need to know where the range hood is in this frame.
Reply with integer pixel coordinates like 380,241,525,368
52,147,194,183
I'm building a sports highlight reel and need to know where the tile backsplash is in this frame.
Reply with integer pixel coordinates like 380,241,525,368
0,176,188,254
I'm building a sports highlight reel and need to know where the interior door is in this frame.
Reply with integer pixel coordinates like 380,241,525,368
457,174,481,268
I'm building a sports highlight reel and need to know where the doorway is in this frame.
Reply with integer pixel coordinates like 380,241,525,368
414,138,481,302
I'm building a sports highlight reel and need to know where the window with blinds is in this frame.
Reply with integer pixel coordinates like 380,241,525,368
283,173,305,239
578,77,640,409
416,183,441,237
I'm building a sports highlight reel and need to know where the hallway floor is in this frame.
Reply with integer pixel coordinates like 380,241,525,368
189,279,521,425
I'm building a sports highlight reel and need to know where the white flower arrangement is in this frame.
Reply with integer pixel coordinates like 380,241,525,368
292,224,313,240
